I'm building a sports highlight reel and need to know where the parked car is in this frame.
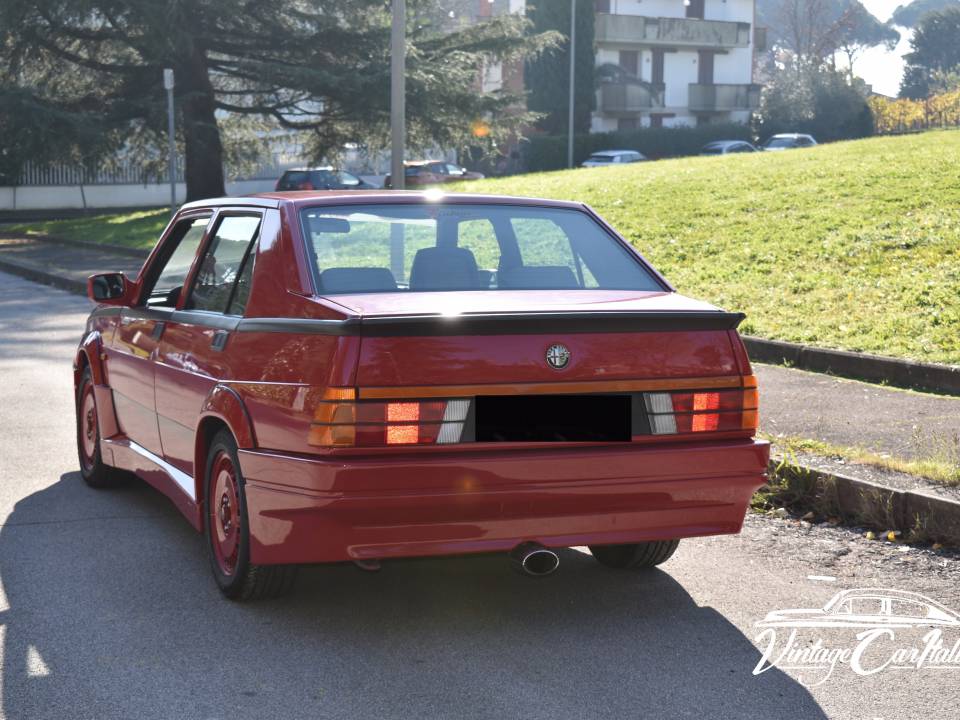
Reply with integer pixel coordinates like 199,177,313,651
701,140,757,155
77,191,768,599
761,133,817,151
581,150,647,167
275,167,374,191
384,161,484,188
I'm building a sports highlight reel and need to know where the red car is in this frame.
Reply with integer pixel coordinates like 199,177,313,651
76,191,768,600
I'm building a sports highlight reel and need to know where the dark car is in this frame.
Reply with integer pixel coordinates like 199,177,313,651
385,161,484,188
275,167,374,191
761,134,817,151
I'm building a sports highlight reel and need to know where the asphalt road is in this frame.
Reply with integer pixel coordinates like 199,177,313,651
1,269,959,720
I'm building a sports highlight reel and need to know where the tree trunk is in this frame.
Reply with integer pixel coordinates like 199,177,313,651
180,45,226,202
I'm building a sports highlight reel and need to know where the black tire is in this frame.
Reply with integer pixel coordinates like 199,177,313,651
589,540,680,569
76,366,125,488
204,429,298,600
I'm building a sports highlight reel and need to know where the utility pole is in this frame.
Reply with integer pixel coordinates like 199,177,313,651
163,68,176,214
567,0,576,169
390,0,406,190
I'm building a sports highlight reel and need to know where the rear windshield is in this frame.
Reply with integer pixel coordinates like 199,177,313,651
587,155,615,162
299,203,663,294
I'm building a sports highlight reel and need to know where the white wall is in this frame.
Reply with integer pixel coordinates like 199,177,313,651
664,51,698,108
704,0,752,23
0,179,279,211
715,46,753,84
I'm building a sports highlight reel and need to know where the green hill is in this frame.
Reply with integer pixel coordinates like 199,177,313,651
457,131,960,365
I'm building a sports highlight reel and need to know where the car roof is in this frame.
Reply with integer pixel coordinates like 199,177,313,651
282,167,335,173
180,191,585,213
705,140,747,147
769,133,809,139
824,588,960,614
589,149,638,156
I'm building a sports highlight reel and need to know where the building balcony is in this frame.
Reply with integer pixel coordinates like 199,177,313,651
688,83,761,112
598,82,666,114
595,13,751,49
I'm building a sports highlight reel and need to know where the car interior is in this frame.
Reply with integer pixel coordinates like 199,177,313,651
302,205,662,295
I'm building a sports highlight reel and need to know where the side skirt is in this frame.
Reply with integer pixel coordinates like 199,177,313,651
103,437,203,531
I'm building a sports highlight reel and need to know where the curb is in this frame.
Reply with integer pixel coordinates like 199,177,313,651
0,232,150,259
768,458,960,546
744,336,960,396
0,255,87,295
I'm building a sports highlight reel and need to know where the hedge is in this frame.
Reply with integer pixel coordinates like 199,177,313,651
521,123,754,172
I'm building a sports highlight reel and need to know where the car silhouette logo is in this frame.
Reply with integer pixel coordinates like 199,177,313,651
545,344,571,369
756,588,960,629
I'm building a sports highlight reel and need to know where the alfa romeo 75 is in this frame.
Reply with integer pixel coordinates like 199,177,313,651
75,191,768,599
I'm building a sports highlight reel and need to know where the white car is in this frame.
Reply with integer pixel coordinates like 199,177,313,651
762,133,817,151
701,140,757,155
756,589,960,629
581,150,646,167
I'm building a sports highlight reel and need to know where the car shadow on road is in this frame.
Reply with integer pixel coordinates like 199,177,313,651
0,472,828,720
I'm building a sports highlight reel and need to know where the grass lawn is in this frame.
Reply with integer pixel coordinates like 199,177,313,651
454,131,960,365
8,131,959,364
6,208,170,250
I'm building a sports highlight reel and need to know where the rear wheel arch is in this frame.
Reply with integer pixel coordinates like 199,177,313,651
194,385,256,511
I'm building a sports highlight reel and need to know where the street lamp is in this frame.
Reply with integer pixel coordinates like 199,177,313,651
567,0,576,169
390,0,405,191
163,68,176,214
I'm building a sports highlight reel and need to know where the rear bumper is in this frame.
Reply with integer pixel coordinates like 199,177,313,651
238,439,770,565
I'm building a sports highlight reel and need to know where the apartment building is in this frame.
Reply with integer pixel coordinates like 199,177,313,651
593,0,759,130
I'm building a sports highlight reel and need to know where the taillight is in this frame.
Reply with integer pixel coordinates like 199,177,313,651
309,389,471,448
644,376,758,436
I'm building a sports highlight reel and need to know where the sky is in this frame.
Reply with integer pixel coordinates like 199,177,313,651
847,0,914,96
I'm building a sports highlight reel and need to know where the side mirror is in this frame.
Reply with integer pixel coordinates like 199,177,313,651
87,272,131,305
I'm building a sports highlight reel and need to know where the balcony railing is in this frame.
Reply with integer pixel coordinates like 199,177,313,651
688,84,761,112
595,13,751,48
598,82,666,114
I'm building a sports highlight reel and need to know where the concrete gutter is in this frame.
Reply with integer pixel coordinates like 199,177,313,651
744,336,960,396
769,457,960,547
0,255,86,295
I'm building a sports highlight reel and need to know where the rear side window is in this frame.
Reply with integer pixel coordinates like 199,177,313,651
186,215,261,314
299,204,663,294
278,172,310,190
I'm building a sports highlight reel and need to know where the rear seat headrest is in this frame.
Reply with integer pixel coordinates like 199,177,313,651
319,267,398,293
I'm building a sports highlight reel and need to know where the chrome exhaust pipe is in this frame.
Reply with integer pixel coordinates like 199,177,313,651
510,542,559,577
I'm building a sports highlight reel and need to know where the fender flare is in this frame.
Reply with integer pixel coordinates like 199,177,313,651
75,331,106,387
194,384,256,510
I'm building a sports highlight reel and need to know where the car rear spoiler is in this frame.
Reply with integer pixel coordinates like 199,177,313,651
237,311,746,337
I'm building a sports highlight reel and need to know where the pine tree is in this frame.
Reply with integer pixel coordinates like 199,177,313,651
0,1,556,200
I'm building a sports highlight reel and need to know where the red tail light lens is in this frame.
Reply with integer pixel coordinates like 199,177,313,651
644,377,758,436
309,393,470,448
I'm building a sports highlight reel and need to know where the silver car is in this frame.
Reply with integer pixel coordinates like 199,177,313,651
581,150,647,167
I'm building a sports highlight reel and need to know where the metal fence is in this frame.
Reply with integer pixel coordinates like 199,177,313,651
14,154,295,187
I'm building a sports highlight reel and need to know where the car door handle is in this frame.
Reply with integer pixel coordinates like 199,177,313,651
211,330,229,352
151,322,166,340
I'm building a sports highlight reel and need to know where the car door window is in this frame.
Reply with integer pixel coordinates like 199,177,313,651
457,219,501,284
145,217,210,307
185,215,261,314
510,217,597,288
848,598,883,615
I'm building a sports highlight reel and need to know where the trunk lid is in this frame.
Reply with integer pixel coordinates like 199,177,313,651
336,290,744,387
